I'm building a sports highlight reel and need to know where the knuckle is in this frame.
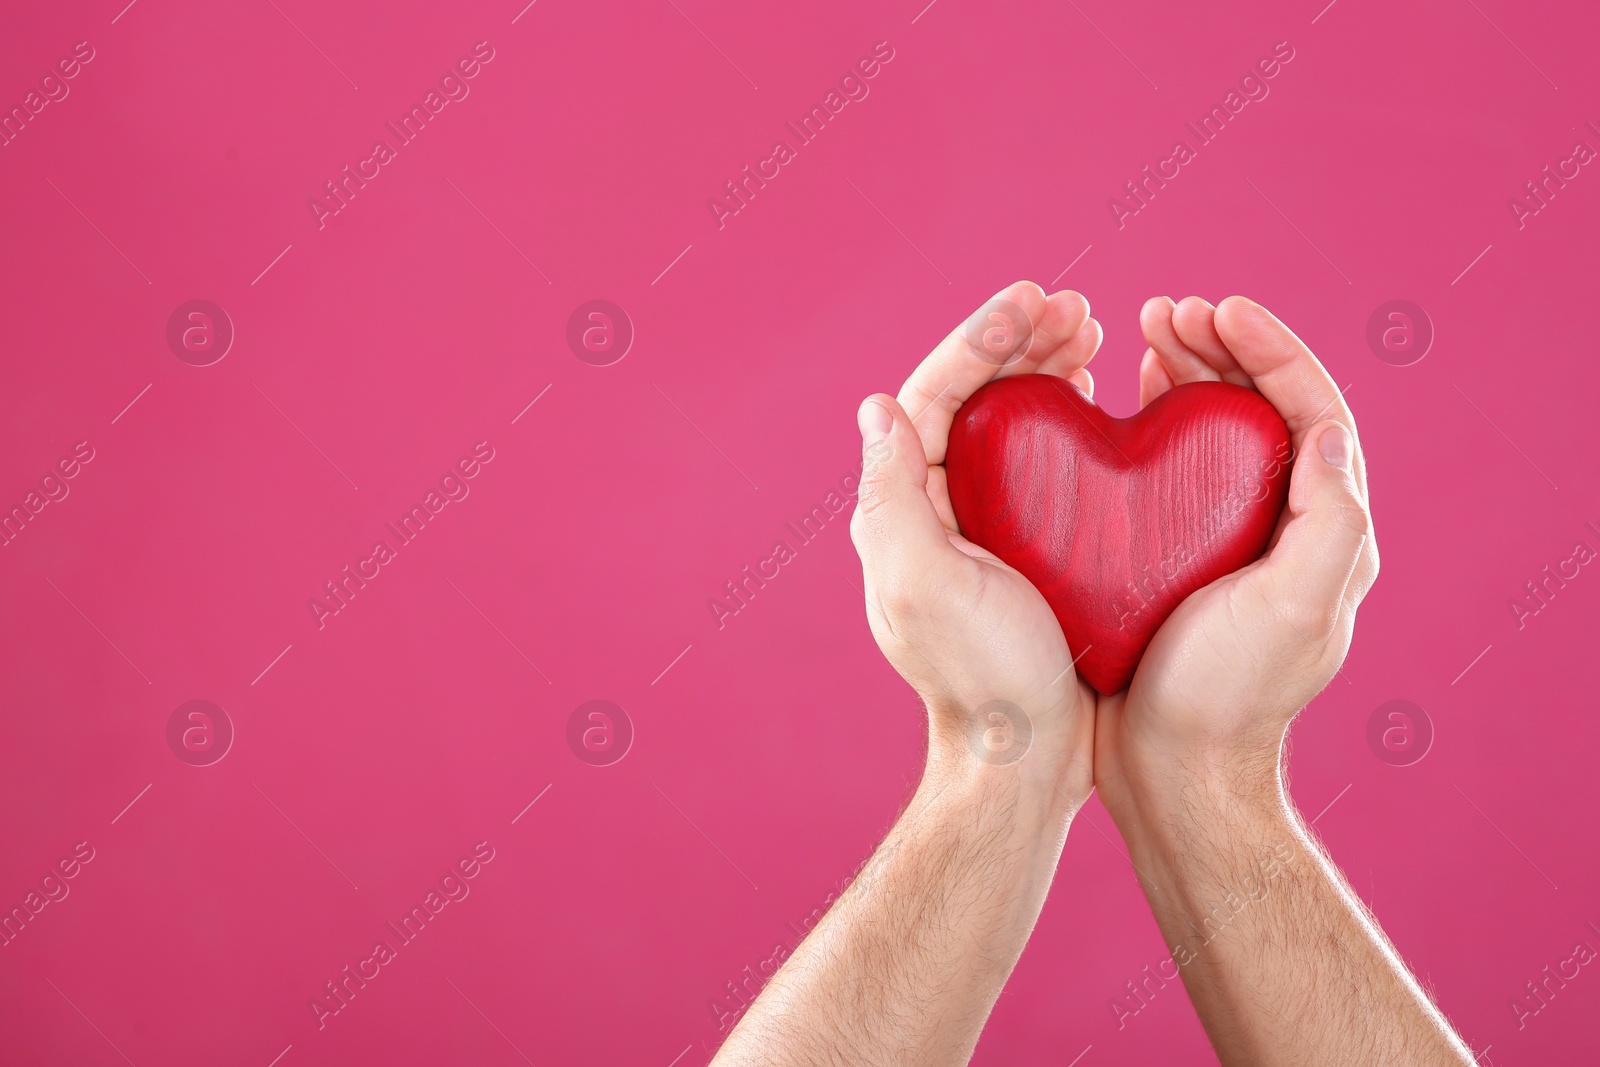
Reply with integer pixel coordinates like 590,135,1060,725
875,580,923,629
853,457,902,522
855,481,896,519
1320,498,1372,540
1260,572,1336,638
1312,598,1344,639
1352,542,1381,599
1282,594,1338,639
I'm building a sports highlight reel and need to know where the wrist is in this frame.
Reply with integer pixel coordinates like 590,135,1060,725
924,722,1088,833
1110,770,1306,952
1100,723,1286,831
1100,746,1291,870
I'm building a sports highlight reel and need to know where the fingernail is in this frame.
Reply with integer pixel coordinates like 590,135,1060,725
858,399,893,445
1318,423,1351,469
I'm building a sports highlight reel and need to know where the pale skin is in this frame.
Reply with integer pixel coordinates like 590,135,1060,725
708,284,1478,1066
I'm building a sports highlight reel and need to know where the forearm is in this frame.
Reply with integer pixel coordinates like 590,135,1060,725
1106,766,1473,1065
711,736,1080,1067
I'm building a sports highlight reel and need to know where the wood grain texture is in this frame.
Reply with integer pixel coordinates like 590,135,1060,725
945,376,1292,694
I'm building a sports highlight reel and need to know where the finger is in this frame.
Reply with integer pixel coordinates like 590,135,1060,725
1068,367,1094,399
1171,297,1251,386
1211,296,1366,494
1141,296,1220,385
1035,315,1103,381
925,465,960,532
850,395,953,597
1260,421,1373,640
1138,347,1174,407
898,281,1047,465
996,289,1091,379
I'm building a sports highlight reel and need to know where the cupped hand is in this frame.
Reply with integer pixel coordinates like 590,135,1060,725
1095,295,1380,817
852,287,1376,820
850,282,1102,801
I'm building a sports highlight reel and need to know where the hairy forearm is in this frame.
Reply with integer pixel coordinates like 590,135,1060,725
1105,769,1473,1065
711,742,1079,1067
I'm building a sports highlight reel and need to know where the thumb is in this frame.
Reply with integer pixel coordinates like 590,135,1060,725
849,395,950,600
1263,420,1372,632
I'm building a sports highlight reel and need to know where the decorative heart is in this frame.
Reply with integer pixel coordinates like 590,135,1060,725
945,376,1292,694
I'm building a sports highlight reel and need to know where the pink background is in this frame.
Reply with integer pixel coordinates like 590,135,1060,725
1,0,1596,1063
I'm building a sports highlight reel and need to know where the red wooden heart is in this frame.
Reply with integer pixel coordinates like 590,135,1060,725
946,376,1292,694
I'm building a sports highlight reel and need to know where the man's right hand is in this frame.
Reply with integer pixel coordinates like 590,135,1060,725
851,280,1103,804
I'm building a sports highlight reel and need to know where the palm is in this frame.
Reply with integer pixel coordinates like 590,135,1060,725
1095,561,1271,776
931,482,1098,733
1096,295,1376,791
